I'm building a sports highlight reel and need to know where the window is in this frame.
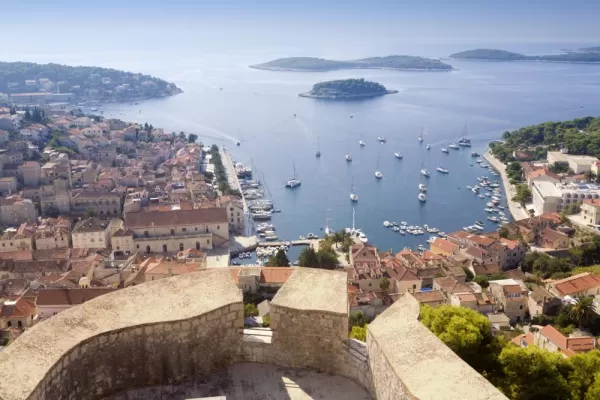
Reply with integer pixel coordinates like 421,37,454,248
144,231,149,236
413,284,416,289
90,238,95,243
137,244,140,249
519,305,523,310
7,307,12,315
217,225,220,230
195,227,198,231
170,229,175,235
206,239,210,244
182,228,187,232
196,242,200,250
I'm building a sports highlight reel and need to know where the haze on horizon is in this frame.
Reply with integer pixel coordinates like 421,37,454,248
1,0,600,72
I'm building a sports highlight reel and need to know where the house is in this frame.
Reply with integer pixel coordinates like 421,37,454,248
383,261,422,294
450,291,494,314
486,312,511,329
547,272,600,299
0,177,18,196
229,267,294,294
0,223,35,253
539,228,570,249
433,276,473,296
36,288,117,318
409,290,446,308
469,262,501,277
498,238,526,270
34,217,71,250
534,325,596,357
462,246,498,265
528,287,563,317
429,238,459,257
0,297,37,329
0,195,38,226
19,161,41,187
581,199,600,226
350,243,380,269
142,258,204,282
70,190,122,217
71,218,110,249
73,117,92,128
488,279,528,324
219,195,244,235
526,168,559,186
512,332,535,348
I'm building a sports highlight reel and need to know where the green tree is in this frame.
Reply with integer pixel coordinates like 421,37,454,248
498,225,510,239
380,277,390,292
463,268,474,282
569,296,597,330
350,325,367,341
84,207,98,218
188,133,198,143
244,303,258,317
349,311,369,328
512,184,532,205
266,249,290,267
298,247,319,268
585,373,600,400
498,346,571,400
584,170,597,182
43,204,60,218
568,350,600,400
473,275,490,288
316,249,338,270
179,131,186,140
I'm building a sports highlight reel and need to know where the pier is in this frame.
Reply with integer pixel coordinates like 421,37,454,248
257,239,319,248
220,147,251,235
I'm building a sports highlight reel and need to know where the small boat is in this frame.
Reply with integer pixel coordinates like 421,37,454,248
484,208,494,213
487,216,499,223
375,154,383,179
316,151,321,157
436,166,449,174
359,140,366,146
307,233,316,239
299,235,306,240
285,162,301,188
392,226,400,232
471,152,479,157
419,183,427,192
426,236,437,244
383,221,391,227
399,230,406,235
478,194,485,199
449,143,459,149
420,169,430,177
394,152,403,159
475,220,484,226
236,141,241,146
265,235,279,241
441,148,449,153
350,179,359,202
466,185,472,189
427,144,431,150
345,154,352,162
418,192,427,202
377,137,387,143
476,159,483,163
316,136,321,157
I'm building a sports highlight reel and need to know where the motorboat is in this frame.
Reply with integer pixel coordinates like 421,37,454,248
449,143,459,149
487,216,499,222
418,192,427,202
316,151,321,157
236,141,241,146
467,185,472,189
471,152,479,157
427,236,437,244
420,169,430,177
394,152,403,159
427,144,431,150
484,208,494,213
476,159,483,163
458,138,472,147
299,235,306,240
350,192,358,202
441,148,449,153
375,171,383,179
377,137,387,143
419,183,427,192
359,140,365,146
392,226,400,232
399,230,406,235
478,194,485,199
345,154,352,162
437,166,449,174
475,220,484,226
307,233,316,239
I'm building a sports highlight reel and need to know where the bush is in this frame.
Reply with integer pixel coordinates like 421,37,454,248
244,303,258,317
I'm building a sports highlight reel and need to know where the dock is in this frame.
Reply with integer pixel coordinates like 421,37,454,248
220,147,251,235
257,239,319,248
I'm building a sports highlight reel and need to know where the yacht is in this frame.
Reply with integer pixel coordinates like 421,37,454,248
487,216,500,223
350,180,359,202
377,137,387,143
345,154,352,162
420,168,430,177
383,221,391,227
458,123,471,147
427,144,431,150
375,154,383,179
285,162,301,188
316,136,321,157
359,140,365,146
441,148,449,153
394,152,403,159
449,143,459,149
437,166,449,174
418,125,424,143
471,152,480,157
418,192,427,202
419,183,427,192
476,159,483,163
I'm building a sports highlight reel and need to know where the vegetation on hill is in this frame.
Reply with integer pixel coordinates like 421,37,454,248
489,116,600,163
301,78,394,99
580,46,600,53
250,55,452,71
422,305,600,399
0,61,181,101
451,48,600,63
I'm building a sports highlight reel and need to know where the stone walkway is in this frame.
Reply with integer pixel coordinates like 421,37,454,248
106,363,371,400
483,151,530,221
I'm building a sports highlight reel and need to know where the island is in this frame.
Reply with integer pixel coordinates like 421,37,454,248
250,55,453,72
450,48,600,63
0,61,182,104
299,78,397,100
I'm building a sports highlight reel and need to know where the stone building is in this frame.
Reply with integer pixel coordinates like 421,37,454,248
488,279,528,324
71,217,110,249
34,217,71,250
581,199,600,225
70,190,122,217
219,195,244,235
0,223,35,253
0,195,37,226
19,161,41,187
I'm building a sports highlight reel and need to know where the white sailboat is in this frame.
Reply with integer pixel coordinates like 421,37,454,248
375,154,383,179
418,192,427,202
345,208,368,243
359,140,365,146
316,136,321,157
419,183,427,192
418,168,427,201
418,125,424,143
427,144,431,150
285,162,301,188
394,151,403,159
350,179,359,202
345,139,352,162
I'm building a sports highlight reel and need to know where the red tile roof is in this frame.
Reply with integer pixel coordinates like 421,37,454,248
410,290,446,304
37,288,117,306
551,273,600,296
511,333,535,347
431,238,459,254
583,199,600,208
467,235,496,248
539,325,596,354
0,298,36,319
499,238,520,250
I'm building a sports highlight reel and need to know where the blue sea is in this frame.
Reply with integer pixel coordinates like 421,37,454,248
77,44,600,253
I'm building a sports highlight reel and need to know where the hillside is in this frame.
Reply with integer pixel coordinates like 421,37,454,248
0,61,182,102
299,78,397,100
450,48,600,63
250,55,452,72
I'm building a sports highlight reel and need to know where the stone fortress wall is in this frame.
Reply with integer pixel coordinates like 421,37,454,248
0,268,506,400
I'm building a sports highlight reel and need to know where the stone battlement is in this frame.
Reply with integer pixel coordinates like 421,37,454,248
0,268,506,400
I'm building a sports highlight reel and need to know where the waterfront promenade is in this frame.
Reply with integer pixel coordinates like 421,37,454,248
221,147,252,236
484,151,529,221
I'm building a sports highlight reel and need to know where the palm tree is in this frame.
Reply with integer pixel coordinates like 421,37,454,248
569,296,597,330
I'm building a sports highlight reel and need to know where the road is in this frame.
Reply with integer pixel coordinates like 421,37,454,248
484,151,530,221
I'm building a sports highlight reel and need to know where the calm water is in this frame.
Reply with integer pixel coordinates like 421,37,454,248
94,51,600,252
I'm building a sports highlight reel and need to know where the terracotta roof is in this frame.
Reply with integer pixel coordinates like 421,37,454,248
455,293,476,302
124,208,227,228
499,238,520,250
431,238,458,254
529,287,554,303
146,261,203,276
503,284,523,294
467,235,496,248
472,263,501,276
538,325,595,354
540,228,568,243
551,273,600,296
539,212,563,224
511,333,535,347
583,199,600,208
504,268,525,280
0,250,33,261
387,265,420,282
464,246,488,259
72,218,108,234
228,267,294,285
0,298,36,319
410,290,446,304
37,288,117,306
434,276,473,294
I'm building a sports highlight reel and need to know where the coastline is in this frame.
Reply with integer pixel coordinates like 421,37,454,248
450,58,600,65
249,65,453,72
483,150,530,222
299,89,398,100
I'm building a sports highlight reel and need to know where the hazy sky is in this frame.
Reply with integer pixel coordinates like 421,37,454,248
2,1,599,65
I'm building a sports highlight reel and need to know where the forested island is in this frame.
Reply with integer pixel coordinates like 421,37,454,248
450,49,600,63
0,61,182,103
489,116,600,163
250,55,453,72
299,78,397,100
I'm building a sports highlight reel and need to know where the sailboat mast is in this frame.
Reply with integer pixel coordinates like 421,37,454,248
352,208,356,231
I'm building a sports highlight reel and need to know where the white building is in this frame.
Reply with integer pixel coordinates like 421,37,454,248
546,151,599,174
71,217,110,249
532,180,600,215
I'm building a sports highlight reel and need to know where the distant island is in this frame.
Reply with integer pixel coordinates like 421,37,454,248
299,78,397,100
450,48,600,63
250,55,453,72
0,61,182,104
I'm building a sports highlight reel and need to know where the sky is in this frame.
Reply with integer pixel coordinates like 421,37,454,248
1,0,599,65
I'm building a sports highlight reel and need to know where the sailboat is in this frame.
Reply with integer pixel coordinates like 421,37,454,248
418,172,427,202
418,125,424,143
285,162,301,188
375,153,383,179
393,137,403,159
345,139,352,162
458,122,472,147
350,179,359,202
420,160,430,177
345,208,368,242
316,136,321,157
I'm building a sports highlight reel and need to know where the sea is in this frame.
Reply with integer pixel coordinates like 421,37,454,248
40,43,600,255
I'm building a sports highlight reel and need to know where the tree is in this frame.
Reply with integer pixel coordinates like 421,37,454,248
179,131,186,140
584,170,597,182
349,311,369,328
244,303,258,317
498,225,510,239
188,133,198,143
380,277,390,292
298,247,319,268
266,249,290,267
473,275,490,288
569,296,597,330
568,350,600,400
43,205,60,218
512,184,532,205
316,249,338,270
84,207,98,218
463,268,474,282
499,346,572,400
350,325,367,341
